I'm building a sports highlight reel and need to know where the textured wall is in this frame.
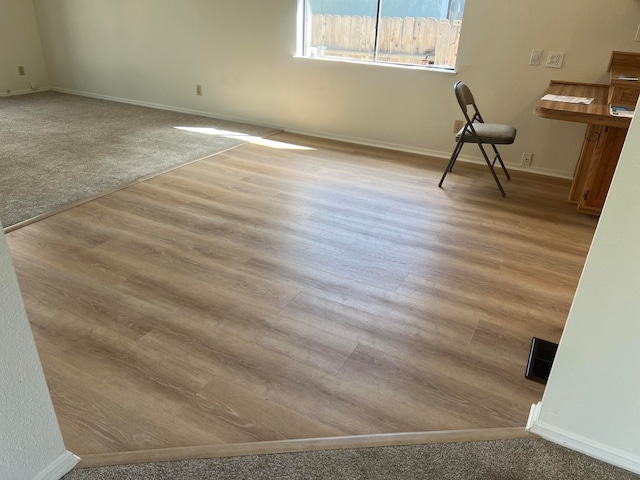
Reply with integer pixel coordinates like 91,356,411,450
0,225,71,480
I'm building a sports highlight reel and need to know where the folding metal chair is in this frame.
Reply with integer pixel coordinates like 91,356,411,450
438,81,516,196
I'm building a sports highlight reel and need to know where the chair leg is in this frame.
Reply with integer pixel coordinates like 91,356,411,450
438,140,464,188
448,141,463,173
490,144,511,180
476,141,506,197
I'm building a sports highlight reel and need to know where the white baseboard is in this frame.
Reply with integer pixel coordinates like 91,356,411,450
526,401,543,430
284,127,573,179
49,87,572,179
50,87,280,131
527,403,640,475
32,451,80,480
456,155,573,179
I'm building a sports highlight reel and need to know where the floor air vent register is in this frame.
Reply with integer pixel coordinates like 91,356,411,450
525,337,559,384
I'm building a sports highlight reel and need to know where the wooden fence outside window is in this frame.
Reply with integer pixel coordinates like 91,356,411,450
308,14,461,68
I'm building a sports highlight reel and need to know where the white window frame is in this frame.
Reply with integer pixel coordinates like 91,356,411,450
297,0,464,70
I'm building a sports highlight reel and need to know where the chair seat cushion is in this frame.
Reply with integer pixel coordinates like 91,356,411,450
456,122,516,144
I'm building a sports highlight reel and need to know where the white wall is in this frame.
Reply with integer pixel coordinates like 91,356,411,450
527,109,640,473
0,0,49,95
0,223,79,480
31,0,640,178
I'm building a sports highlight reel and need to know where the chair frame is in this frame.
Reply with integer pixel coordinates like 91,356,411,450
438,81,512,196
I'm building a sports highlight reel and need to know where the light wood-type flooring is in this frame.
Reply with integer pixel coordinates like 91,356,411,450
6,133,597,456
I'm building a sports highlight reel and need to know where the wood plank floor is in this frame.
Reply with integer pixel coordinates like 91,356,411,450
6,132,597,456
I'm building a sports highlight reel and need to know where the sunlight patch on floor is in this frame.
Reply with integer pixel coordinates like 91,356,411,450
174,126,314,150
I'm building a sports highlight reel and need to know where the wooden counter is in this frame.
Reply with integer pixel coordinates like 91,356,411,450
534,81,631,128
535,80,632,215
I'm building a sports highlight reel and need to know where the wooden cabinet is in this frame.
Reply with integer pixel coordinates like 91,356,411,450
569,124,627,214
608,51,640,108
608,85,640,107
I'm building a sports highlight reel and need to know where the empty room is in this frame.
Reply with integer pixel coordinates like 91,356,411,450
2,0,639,478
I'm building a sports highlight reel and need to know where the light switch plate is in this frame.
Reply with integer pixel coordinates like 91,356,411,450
529,49,543,66
545,51,565,68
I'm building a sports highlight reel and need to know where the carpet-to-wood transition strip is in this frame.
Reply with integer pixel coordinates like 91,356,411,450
64,432,640,480
76,427,530,468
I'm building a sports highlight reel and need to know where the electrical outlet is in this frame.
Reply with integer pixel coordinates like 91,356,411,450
529,49,543,66
196,84,202,96
521,152,533,166
18,66,25,76
545,52,565,68
30,81,38,91
453,119,464,133
635,24,640,42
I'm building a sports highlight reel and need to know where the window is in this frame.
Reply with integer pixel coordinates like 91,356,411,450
300,0,465,69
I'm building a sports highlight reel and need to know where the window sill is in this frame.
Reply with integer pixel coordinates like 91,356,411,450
293,55,457,74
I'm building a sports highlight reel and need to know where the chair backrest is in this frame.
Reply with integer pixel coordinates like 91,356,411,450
454,81,483,123
454,81,475,113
